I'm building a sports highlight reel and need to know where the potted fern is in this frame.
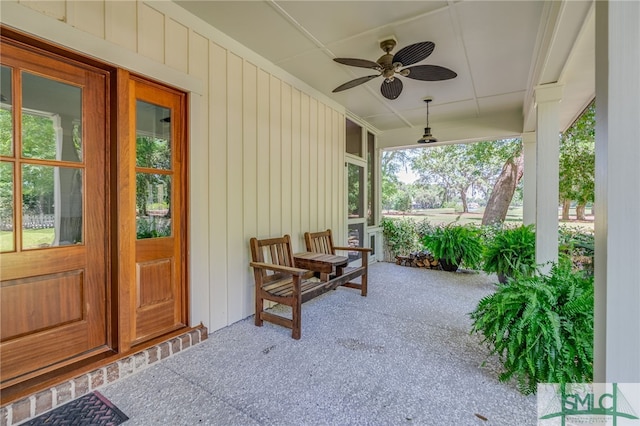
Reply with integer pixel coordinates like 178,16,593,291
421,224,483,272
470,259,593,394
483,224,537,283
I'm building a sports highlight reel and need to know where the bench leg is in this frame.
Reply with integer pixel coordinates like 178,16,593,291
292,290,302,340
361,253,368,297
255,292,263,327
361,271,367,297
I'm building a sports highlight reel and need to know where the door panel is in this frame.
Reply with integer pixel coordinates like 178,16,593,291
0,43,108,383
129,78,186,345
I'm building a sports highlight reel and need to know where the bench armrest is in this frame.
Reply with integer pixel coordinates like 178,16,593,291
333,246,373,253
250,262,308,276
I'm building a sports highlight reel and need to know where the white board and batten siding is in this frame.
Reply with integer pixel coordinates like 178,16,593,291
7,0,349,332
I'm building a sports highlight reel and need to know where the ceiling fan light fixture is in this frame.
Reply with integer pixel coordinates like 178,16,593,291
417,98,437,143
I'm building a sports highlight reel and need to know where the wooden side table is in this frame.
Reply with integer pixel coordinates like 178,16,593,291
294,252,349,281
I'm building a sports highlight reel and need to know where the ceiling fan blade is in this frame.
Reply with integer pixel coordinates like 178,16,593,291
333,58,381,69
380,78,403,100
403,65,457,81
392,41,435,66
332,75,379,92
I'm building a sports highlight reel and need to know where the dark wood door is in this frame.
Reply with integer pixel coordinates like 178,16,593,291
128,78,187,345
0,42,109,383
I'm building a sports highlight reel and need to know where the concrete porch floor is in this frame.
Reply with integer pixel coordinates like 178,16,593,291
100,262,537,425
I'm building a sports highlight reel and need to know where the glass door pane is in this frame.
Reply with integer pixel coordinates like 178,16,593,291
20,72,84,249
0,162,14,252
1,65,13,156
348,163,365,218
135,100,172,239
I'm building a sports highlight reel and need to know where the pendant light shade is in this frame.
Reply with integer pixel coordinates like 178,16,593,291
417,98,437,143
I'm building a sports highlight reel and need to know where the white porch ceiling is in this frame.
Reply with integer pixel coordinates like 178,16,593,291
174,0,595,148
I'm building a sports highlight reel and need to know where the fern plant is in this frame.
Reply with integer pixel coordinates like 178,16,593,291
483,224,537,283
470,260,593,394
422,224,484,271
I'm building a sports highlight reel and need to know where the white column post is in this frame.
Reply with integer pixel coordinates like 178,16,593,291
521,132,536,226
594,0,640,384
534,84,563,273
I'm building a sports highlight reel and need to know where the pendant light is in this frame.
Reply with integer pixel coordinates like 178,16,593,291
417,97,437,143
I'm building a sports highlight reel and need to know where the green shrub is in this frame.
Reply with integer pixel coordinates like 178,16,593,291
381,217,419,257
422,224,484,270
470,260,593,394
558,226,594,275
414,218,435,240
483,224,537,282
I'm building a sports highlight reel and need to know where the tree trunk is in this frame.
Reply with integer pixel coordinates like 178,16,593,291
460,188,468,213
562,199,571,220
576,203,587,220
481,152,524,226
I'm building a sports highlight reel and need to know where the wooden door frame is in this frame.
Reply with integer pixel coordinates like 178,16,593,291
0,28,190,401
116,70,190,352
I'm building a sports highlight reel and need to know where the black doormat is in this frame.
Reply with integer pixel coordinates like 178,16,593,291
24,391,128,425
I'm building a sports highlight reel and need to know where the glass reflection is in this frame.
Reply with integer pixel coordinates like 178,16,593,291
347,223,364,261
136,100,171,169
21,72,82,162
348,163,365,218
136,173,171,239
0,65,12,156
0,162,14,252
22,164,83,249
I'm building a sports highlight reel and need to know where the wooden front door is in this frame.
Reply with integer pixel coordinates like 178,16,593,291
0,42,109,383
128,77,187,345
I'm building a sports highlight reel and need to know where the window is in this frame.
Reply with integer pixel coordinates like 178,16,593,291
346,118,363,157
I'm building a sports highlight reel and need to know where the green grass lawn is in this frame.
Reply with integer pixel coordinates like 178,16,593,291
1,228,55,251
384,206,594,230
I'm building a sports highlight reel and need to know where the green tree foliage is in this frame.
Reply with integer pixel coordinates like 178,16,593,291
559,102,595,220
381,150,412,211
11,114,57,215
411,140,519,212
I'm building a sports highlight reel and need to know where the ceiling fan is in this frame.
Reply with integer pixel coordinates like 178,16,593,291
332,39,457,100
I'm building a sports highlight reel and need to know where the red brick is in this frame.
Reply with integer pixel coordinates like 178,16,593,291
55,382,72,406
35,389,53,415
119,356,134,378
189,330,200,344
0,406,8,426
89,369,105,390
133,352,147,370
159,342,170,360
11,398,32,424
106,363,120,384
146,347,159,364
74,375,90,397
180,334,191,350
171,338,181,354
200,327,208,340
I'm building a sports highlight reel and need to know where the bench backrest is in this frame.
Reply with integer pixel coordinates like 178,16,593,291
304,229,335,255
250,234,296,284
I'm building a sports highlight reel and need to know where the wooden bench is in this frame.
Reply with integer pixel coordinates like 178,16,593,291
250,234,368,339
304,229,372,296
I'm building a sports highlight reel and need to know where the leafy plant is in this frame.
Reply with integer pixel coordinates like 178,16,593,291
414,218,435,240
483,224,537,283
137,216,171,239
558,225,594,275
470,260,594,394
422,224,484,271
381,217,419,257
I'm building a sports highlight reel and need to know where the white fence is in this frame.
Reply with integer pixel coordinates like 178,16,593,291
0,214,55,231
